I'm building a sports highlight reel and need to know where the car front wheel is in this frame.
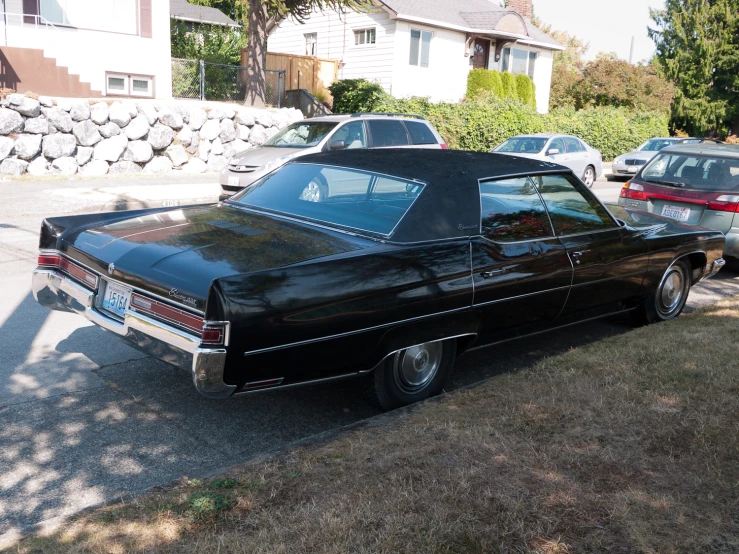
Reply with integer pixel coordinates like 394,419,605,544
633,259,691,324
362,338,457,411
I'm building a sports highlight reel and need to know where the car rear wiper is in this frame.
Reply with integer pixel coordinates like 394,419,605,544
644,179,685,187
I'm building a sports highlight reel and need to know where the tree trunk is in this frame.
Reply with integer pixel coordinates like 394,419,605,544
244,0,269,107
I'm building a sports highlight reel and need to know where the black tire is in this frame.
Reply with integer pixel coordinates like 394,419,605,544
582,165,596,188
362,338,457,411
632,259,691,325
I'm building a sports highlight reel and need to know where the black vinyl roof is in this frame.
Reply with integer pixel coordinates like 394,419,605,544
294,149,570,243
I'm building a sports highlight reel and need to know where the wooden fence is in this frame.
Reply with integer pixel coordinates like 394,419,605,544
241,51,338,103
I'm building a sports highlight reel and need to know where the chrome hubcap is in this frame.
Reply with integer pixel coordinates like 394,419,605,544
584,168,594,186
299,181,322,202
393,342,442,394
657,268,685,317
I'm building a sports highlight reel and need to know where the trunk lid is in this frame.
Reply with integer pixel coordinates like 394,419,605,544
60,205,371,312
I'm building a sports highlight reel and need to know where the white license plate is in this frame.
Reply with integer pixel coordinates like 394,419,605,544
102,281,132,318
228,176,240,187
661,205,691,222
627,166,639,173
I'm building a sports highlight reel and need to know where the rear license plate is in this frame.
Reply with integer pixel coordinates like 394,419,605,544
661,205,690,222
102,281,132,318
228,176,240,187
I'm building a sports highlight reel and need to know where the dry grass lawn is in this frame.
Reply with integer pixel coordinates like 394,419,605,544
8,298,739,554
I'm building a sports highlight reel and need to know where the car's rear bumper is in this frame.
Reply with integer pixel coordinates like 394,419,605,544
32,268,236,399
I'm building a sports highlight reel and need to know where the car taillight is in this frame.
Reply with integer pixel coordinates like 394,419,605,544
38,252,98,288
620,181,648,201
440,143,448,150
707,195,739,213
129,293,227,346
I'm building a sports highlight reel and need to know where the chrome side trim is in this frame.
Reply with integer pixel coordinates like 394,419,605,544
472,284,571,308
465,307,637,353
233,372,359,396
242,304,472,357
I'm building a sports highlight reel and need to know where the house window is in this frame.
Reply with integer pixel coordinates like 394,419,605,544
305,33,317,56
354,28,376,45
409,29,432,67
501,47,538,78
106,73,154,98
40,0,70,25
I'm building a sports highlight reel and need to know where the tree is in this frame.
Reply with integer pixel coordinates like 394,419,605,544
649,0,739,135
574,54,674,113
243,0,375,107
532,18,589,109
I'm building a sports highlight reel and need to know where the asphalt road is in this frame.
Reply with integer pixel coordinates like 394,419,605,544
1,171,737,546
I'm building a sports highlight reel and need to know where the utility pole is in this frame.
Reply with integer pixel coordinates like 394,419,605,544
629,36,635,64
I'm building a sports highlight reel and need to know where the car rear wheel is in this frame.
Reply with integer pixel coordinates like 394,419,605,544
362,338,457,411
582,165,596,187
632,259,691,324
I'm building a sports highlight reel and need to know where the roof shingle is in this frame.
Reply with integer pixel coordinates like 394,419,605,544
170,0,239,28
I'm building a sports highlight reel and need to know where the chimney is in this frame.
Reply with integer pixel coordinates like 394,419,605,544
507,0,533,21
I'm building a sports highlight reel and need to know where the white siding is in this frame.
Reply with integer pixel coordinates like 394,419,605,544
268,7,396,91
390,21,468,103
1,0,172,98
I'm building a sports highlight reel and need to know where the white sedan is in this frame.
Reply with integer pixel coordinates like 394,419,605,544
492,134,603,187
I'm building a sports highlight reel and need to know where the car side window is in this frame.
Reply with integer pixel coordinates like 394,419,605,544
533,174,614,235
548,138,565,154
332,121,367,149
564,137,584,153
404,121,438,145
480,177,553,242
368,120,410,147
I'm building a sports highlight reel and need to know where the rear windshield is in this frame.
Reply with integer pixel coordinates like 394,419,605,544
264,121,338,148
639,139,678,152
641,153,739,191
230,163,425,237
495,137,547,154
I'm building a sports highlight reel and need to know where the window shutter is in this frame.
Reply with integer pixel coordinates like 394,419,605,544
22,0,39,24
140,0,152,38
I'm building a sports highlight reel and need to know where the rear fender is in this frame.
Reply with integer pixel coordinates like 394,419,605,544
372,310,482,366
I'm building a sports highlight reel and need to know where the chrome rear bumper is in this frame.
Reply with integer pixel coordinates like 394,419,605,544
32,269,236,399
705,258,726,280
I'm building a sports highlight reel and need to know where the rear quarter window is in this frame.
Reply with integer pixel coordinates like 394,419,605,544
404,121,438,145
368,120,410,147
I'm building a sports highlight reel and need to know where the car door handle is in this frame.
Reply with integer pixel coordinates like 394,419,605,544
481,267,512,278
569,250,590,265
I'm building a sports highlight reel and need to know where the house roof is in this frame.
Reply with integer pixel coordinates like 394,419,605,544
377,0,563,50
170,0,240,28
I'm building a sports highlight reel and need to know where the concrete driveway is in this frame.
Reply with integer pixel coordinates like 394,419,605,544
1,171,737,547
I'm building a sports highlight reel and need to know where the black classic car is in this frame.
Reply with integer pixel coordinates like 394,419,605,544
33,150,726,410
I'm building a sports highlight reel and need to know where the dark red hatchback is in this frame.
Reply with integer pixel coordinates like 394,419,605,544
618,143,739,261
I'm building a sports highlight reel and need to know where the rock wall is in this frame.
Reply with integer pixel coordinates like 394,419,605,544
0,94,304,177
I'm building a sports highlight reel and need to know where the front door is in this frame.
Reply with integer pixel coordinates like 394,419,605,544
472,39,490,69
533,173,650,318
471,176,572,344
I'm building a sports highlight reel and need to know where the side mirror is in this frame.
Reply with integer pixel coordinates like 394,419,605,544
546,148,560,156
330,140,346,151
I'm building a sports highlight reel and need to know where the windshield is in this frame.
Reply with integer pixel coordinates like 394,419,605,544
263,121,338,148
230,163,425,236
638,139,678,152
495,137,548,154
641,153,739,191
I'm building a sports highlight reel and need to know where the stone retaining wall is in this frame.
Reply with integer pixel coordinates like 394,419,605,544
0,94,304,177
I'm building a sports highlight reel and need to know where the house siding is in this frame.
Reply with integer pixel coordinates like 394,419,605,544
391,21,468,103
268,7,396,91
0,0,171,98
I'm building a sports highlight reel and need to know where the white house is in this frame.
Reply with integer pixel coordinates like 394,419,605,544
0,0,171,99
268,0,563,113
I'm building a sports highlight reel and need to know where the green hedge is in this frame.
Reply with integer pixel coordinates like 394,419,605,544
376,97,669,161
328,79,387,114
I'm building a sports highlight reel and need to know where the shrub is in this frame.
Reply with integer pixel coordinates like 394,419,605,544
515,74,536,108
467,69,496,100
375,96,668,160
328,79,388,113
500,73,517,100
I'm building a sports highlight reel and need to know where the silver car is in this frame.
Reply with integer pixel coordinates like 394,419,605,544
612,138,717,180
491,134,603,187
220,114,446,196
